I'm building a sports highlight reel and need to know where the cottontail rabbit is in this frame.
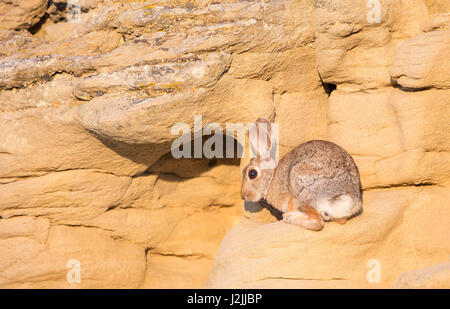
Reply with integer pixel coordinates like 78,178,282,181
241,118,362,231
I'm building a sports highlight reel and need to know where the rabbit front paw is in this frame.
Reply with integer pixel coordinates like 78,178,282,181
283,211,308,224
282,210,324,231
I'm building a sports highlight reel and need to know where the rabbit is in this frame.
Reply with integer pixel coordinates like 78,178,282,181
241,118,362,231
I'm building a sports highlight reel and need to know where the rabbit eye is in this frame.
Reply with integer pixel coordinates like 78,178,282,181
248,169,258,180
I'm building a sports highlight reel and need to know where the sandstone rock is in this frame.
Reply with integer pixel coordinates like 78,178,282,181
117,174,158,209
327,89,450,189
0,0,449,290
148,153,241,180
0,29,40,58
390,30,450,90
229,46,322,94
424,13,450,31
0,216,50,243
0,225,146,288
394,262,450,288
0,55,95,90
42,21,86,42
142,254,214,289
0,170,131,222
0,0,48,30
424,0,450,14
77,76,274,144
154,208,242,258
0,108,158,178
205,186,450,288
82,207,189,247
313,0,429,91
150,171,241,210
0,73,77,112
275,90,328,157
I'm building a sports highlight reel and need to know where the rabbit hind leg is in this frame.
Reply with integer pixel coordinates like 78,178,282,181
282,197,324,231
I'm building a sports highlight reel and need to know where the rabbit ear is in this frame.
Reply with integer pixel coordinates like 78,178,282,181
249,118,272,159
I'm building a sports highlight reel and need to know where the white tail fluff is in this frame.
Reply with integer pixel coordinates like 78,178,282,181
316,194,357,221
